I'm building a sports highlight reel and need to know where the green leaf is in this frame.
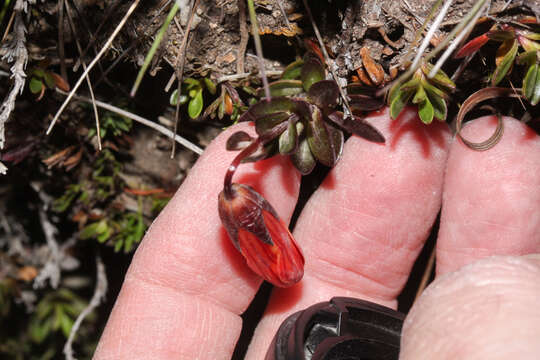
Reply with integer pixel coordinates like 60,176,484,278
32,68,46,78
307,80,339,109
203,77,216,95
255,111,290,136
523,63,540,106
188,89,204,118
418,100,434,125
257,79,304,97
491,39,518,86
278,119,298,154
421,63,455,92
291,137,316,175
60,311,74,338
80,220,108,240
29,77,44,94
427,91,447,121
281,59,304,79
390,88,414,120
43,72,56,89
306,107,336,167
301,57,325,92
516,50,538,66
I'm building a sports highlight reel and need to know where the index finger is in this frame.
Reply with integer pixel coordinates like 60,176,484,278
94,123,301,359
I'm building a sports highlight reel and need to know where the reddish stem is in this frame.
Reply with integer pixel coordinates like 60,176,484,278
223,138,262,199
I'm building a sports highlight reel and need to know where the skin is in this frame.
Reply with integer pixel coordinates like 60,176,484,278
93,108,540,359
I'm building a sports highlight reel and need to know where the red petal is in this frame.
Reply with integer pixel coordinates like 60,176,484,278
237,210,304,287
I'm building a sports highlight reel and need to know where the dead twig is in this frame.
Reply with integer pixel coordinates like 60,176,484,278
64,0,102,150
47,0,140,135
237,0,248,74
56,89,204,155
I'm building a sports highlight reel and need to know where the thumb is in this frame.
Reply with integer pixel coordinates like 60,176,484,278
400,255,540,359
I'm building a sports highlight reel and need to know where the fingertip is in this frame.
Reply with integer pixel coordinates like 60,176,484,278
438,116,540,275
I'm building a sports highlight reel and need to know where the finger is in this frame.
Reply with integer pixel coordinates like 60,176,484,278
401,255,540,359
246,107,451,358
437,116,540,275
94,123,301,359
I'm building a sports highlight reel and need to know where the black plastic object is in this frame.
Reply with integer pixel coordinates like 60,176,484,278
265,297,405,360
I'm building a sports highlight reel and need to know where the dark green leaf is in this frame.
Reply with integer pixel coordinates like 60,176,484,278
426,90,447,121
523,63,540,105
306,107,336,167
255,112,290,136
486,29,515,41
307,80,339,109
188,89,204,118
43,72,56,89
327,112,385,143
491,39,518,86
516,50,538,66
29,77,44,94
281,59,304,79
423,80,449,100
291,137,316,175
226,131,253,150
239,97,297,123
257,80,304,97
279,119,298,154
60,312,74,337
349,94,385,113
301,57,325,92
415,87,435,124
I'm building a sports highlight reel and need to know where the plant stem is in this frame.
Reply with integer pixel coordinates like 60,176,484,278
131,2,179,97
223,138,261,199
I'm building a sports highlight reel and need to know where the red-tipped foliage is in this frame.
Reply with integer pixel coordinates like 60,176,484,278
218,183,304,287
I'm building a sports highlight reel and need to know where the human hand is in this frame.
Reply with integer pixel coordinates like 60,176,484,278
93,108,540,359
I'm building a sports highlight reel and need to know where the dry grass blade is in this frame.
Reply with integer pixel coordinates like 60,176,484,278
64,0,102,150
247,0,271,100
171,0,200,158
56,90,204,155
455,87,523,151
46,0,140,136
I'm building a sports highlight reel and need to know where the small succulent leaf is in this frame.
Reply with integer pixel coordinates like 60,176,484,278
281,59,304,80
454,33,489,58
188,89,204,118
279,119,298,154
423,79,449,100
184,77,200,89
43,72,56,89
328,124,344,164
360,47,385,85
223,82,244,105
33,68,46,78
349,94,385,113
29,78,44,94
307,80,339,109
301,57,325,92
412,85,428,104
256,80,304,97
421,63,456,91
226,131,253,151
523,63,540,105
170,89,189,106
49,72,70,91
306,107,336,167
291,137,316,175
426,90,447,121
203,77,217,94
516,50,539,66
521,30,540,41
486,29,515,41
239,97,296,123
518,35,540,52
242,141,278,163
492,38,518,85
255,111,290,136
418,95,434,124
327,111,385,143
390,88,414,120
347,83,378,95
399,77,422,92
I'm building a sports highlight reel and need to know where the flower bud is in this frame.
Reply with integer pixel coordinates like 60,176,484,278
218,183,304,287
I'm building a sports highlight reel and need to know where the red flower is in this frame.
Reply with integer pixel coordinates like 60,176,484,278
218,183,304,287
